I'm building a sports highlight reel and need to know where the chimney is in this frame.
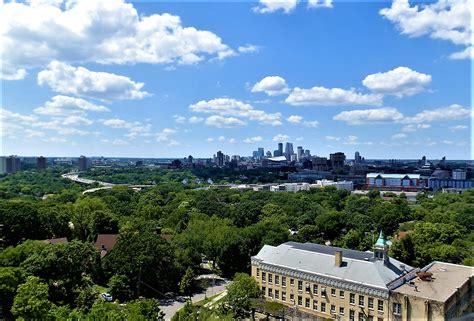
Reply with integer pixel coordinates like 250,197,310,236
335,250,343,267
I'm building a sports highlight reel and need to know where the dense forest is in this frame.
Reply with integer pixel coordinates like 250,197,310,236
1,168,473,319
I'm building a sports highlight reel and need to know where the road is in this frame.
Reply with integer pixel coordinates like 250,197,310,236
159,279,230,320
61,172,155,194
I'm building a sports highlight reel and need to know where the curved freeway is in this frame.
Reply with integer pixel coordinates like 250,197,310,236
61,173,155,194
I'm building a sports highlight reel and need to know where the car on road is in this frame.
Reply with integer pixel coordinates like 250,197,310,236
101,293,113,302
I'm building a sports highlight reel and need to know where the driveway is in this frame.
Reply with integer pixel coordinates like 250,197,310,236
159,278,230,320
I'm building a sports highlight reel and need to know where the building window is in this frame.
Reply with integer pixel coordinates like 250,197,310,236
305,298,310,308
378,300,384,312
298,280,303,291
339,307,345,315
262,287,266,297
331,288,336,297
330,304,335,314
262,272,266,282
393,303,402,315
321,287,327,296
321,302,326,312
368,297,374,310
268,288,273,298
359,295,365,307
378,318,383,321
275,290,279,300
305,283,311,294
268,274,273,284
340,290,345,298
313,284,318,295
282,291,286,301
349,310,355,321
290,278,294,286
282,276,286,287
358,312,365,321
368,316,374,321
290,294,294,302
298,296,302,306
350,293,355,305
256,268,259,277
313,300,318,310
275,275,279,285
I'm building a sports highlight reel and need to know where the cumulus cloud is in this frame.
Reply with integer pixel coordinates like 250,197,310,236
190,98,282,126
156,128,176,142
286,86,383,106
273,134,289,142
173,115,204,124
450,125,468,131
238,44,260,53
362,66,431,97
333,107,404,125
392,133,407,139
403,104,472,123
253,0,298,14
205,115,247,128
244,136,263,144
287,115,303,124
37,61,149,101
325,136,340,141
401,124,431,132
1,0,235,80
308,0,333,9
380,0,472,60
34,95,109,116
252,76,289,96
304,120,319,127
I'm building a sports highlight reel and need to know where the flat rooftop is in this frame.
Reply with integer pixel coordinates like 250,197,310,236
393,262,473,302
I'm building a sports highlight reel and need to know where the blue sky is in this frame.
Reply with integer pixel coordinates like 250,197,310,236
1,0,472,159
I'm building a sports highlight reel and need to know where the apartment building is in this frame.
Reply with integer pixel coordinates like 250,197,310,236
251,233,408,321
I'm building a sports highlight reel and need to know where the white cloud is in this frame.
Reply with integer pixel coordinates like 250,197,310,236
206,137,214,142
37,61,149,101
325,136,340,141
102,119,129,128
174,115,204,124
287,115,303,124
403,104,472,123
34,95,109,116
304,120,319,127
244,136,263,144
450,46,473,60
168,139,180,147
252,76,289,96
308,0,333,9
238,44,260,53
401,124,431,132
333,107,404,125
253,0,298,14
344,135,359,145
273,134,289,142
190,98,282,126
1,0,235,80
205,115,246,128
392,133,407,140
218,136,226,142
295,137,304,141
112,139,129,146
156,128,176,142
450,125,468,131
286,86,383,106
380,0,472,60
362,66,431,97
228,138,237,144
62,115,93,126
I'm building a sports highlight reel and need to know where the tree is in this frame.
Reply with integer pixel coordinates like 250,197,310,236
108,274,134,302
11,276,54,319
224,273,261,318
179,267,196,297
125,299,165,319
1,200,46,246
0,267,27,319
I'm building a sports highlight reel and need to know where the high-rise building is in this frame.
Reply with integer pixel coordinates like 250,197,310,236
266,151,272,158
216,151,224,167
0,155,21,174
304,150,311,157
297,146,303,162
258,148,264,158
330,152,346,170
78,155,89,171
278,143,283,156
285,143,294,161
37,156,47,170
354,151,362,164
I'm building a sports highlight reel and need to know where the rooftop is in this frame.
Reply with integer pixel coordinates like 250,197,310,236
393,262,473,302
367,173,420,179
252,242,412,290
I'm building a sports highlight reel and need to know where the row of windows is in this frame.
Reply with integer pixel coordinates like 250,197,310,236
262,286,385,321
258,270,384,312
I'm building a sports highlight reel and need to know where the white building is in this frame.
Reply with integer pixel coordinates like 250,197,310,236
452,170,467,180
313,179,354,191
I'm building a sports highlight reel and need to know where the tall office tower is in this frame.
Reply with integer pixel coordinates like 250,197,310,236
37,156,47,170
278,143,283,156
216,151,224,166
266,151,272,158
284,142,294,160
297,146,303,161
354,151,362,164
304,149,311,157
2,155,21,174
78,155,89,171
253,151,259,158
258,148,264,158
330,152,346,170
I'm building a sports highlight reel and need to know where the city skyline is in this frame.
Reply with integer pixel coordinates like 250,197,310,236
1,0,472,159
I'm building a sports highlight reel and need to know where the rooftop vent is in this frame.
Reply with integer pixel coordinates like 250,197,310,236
335,250,343,267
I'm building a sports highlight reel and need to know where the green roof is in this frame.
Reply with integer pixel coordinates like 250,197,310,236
375,231,386,247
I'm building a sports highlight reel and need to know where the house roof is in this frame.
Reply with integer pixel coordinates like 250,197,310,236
252,242,412,290
367,173,420,179
94,234,118,258
44,237,68,245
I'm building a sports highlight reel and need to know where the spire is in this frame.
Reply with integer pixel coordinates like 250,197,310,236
375,230,386,248
373,230,389,264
